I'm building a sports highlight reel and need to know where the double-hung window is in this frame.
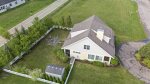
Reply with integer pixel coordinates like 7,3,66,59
95,56,102,61
88,54,95,60
84,45,90,50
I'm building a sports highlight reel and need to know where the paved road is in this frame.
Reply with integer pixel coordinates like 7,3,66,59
118,0,150,83
118,42,150,84
0,0,68,47
137,0,150,37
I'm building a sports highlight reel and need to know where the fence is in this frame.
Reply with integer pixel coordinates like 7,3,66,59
3,69,58,84
9,28,53,65
64,57,76,84
4,27,75,84
52,25,72,30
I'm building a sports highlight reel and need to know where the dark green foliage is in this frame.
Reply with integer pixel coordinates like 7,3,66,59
44,17,54,28
60,16,65,26
66,15,72,27
139,43,150,59
57,78,61,83
59,15,73,27
111,57,119,65
0,48,10,67
55,49,69,63
0,17,54,67
62,65,70,81
92,61,104,67
138,43,150,68
2,31,11,39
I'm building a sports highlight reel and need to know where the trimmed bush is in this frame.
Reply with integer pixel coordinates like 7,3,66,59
111,57,119,65
55,49,69,63
142,58,150,68
135,53,142,61
92,61,104,67
139,43,150,59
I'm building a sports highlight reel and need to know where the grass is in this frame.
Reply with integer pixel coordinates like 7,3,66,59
0,72,45,84
50,0,146,44
68,61,144,84
0,29,69,84
13,29,69,70
0,0,54,34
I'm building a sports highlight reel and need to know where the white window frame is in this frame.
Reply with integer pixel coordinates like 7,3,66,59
95,56,102,61
84,45,90,50
88,54,95,60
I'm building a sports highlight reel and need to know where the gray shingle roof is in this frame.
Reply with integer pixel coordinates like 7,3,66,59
0,0,16,6
45,64,65,75
62,15,115,56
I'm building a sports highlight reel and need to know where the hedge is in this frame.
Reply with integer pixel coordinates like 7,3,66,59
0,17,54,67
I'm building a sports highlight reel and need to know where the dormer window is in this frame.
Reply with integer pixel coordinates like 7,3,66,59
84,45,90,50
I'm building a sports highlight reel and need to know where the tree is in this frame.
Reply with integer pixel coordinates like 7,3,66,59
66,15,72,27
0,48,9,67
60,16,65,26
3,31,11,39
20,26,27,35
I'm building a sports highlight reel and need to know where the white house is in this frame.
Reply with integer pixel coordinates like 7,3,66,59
62,15,115,64
0,0,26,13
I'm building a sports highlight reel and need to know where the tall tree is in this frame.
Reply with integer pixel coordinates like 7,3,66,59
66,15,73,27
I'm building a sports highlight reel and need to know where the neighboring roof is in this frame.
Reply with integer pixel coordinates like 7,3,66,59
0,0,16,6
45,64,65,75
62,15,115,56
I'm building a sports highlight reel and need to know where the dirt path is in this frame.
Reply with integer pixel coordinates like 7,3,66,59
0,0,68,47
118,0,150,83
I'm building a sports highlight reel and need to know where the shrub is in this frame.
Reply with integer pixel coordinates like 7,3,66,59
12,66,29,74
135,53,142,61
55,49,69,63
2,31,11,39
62,65,70,81
111,57,119,65
29,68,43,81
92,61,104,67
0,17,54,67
139,43,150,59
142,58,150,68
0,48,11,67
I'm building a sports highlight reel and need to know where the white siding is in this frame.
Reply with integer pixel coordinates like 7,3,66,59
63,37,112,63
0,0,25,13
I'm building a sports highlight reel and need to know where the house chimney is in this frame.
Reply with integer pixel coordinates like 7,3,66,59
96,29,104,41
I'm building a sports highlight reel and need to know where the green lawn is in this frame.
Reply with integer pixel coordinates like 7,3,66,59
0,72,45,84
50,0,146,44
13,29,69,70
0,0,54,34
68,61,144,84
